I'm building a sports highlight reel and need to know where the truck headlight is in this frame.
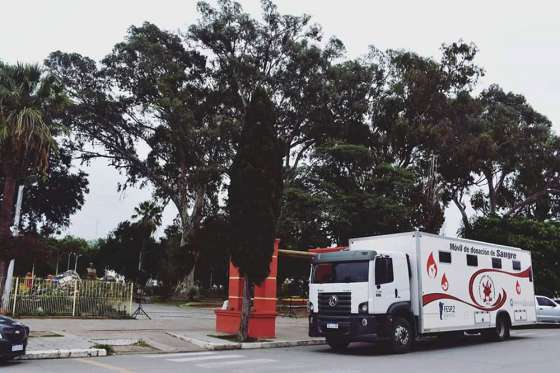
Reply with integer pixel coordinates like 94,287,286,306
359,302,368,314
308,302,314,312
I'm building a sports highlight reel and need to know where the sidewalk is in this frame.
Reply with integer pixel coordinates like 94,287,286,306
20,303,324,359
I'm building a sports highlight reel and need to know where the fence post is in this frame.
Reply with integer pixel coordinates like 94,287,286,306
72,279,78,317
128,282,134,316
11,277,19,317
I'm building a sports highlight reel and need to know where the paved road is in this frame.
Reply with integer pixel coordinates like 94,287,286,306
4,328,560,373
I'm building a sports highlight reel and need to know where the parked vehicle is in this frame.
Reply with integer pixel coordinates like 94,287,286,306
309,232,537,353
52,270,81,288
0,316,29,361
536,296,560,323
103,269,125,284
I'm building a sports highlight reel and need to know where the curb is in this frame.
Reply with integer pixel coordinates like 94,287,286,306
166,332,325,351
17,348,107,360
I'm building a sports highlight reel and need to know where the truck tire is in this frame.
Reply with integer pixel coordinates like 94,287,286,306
326,336,350,351
492,314,511,341
390,317,413,353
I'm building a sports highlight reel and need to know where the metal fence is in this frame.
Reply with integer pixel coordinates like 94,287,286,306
9,278,134,318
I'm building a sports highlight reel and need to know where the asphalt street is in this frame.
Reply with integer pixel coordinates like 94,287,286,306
4,328,560,373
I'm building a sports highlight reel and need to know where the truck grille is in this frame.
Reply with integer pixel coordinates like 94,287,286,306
318,292,351,316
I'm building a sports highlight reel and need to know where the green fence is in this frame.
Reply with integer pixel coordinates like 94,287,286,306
10,278,134,318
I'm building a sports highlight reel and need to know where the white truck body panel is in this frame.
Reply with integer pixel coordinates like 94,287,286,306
347,232,537,334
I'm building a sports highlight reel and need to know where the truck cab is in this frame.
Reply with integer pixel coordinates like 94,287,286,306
308,249,414,353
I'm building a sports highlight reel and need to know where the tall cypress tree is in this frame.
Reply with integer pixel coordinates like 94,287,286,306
228,88,282,341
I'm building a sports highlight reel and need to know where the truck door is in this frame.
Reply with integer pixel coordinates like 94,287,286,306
372,256,396,314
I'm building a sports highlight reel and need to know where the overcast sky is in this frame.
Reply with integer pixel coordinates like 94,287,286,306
1,0,558,240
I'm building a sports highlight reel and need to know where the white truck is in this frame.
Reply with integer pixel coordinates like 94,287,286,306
308,231,536,353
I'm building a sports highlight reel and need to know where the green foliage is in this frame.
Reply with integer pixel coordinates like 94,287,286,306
0,62,69,240
463,216,560,296
95,221,159,280
228,88,282,285
34,0,560,297
46,22,232,276
16,148,88,236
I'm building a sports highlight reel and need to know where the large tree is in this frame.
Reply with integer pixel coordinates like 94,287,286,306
45,23,232,282
438,85,559,230
0,62,66,239
228,88,282,341
189,0,343,184
463,216,560,296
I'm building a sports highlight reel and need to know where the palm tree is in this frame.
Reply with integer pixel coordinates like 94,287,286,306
131,201,163,274
0,62,66,238
132,201,163,236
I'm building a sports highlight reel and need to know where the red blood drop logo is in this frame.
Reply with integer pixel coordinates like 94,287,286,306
516,280,521,295
427,252,438,279
441,273,449,291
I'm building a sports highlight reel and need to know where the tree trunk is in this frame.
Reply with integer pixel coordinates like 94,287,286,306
453,196,471,232
177,187,206,295
0,174,17,239
179,223,197,296
484,169,497,214
238,275,251,342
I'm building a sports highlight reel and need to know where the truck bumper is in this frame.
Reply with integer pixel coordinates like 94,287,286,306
309,314,391,342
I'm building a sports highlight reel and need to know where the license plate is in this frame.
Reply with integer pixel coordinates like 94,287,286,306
326,323,338,329
11,344,23,352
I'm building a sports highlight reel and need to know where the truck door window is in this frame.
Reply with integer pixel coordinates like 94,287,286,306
375,257,394,285
439,251,451,264
492,258,502,269
466,254,478,267
512,260,521,271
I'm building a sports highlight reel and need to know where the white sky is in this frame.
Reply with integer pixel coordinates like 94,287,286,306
1,0,558,240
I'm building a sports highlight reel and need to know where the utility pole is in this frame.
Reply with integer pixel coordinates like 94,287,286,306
11,185,24,236
74,253,82,272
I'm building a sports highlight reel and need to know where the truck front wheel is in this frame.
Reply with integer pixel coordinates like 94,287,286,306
326,336,350,351
391,317,414,354
390,317,413,353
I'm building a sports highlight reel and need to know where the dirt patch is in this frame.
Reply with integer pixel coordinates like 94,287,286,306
29,331,64,338
207,334,272,343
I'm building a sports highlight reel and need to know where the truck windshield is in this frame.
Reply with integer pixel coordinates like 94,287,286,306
311,261,369,283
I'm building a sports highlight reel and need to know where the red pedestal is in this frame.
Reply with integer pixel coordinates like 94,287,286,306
215,239,279,338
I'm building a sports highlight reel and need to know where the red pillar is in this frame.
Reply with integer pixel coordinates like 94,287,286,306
215,239,279,338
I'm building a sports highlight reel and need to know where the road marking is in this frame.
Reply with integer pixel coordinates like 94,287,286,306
197,358,277,369
77,358,133,373
168,354,244,363
143,351,216,358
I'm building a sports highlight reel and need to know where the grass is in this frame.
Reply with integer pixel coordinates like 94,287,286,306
133,339,151,348
93,344,115,355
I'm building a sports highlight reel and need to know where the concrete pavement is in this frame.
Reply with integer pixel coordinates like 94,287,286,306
21,303,320,358
4,328,560,372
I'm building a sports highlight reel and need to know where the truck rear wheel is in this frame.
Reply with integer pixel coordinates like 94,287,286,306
326,336,350,351
390,317,413,353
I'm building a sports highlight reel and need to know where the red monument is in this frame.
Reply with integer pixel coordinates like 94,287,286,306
215,239,279,338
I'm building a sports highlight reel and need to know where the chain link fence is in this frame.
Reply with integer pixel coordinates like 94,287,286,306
9,277,134,318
